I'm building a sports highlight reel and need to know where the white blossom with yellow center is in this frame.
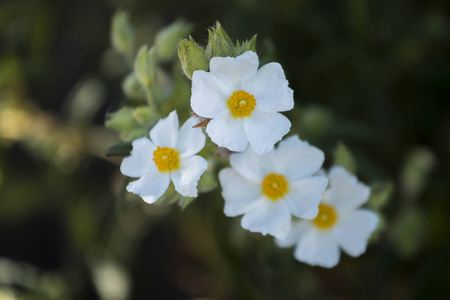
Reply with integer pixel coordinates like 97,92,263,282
276,166,379,268
190,51,294,155
120,111,207,203
218,135,328,239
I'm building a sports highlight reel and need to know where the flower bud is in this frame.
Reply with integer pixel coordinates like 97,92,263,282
155,20,193,62
235,34,257,56
178,37,208,79
110,10,135,57
205,21,236,59
134,45,156,88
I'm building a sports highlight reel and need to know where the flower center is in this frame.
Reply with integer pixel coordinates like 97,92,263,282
313,204,338,230
227,90,257,118
262,173,288,201
152,146,180,172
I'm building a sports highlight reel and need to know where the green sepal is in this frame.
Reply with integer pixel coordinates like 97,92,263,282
235,34,257,56
154,183,196,210
205,21,236,59
197,171,218,193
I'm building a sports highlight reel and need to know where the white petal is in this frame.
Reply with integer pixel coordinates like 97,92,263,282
150,110,179,148
243,111,291,155
229,147,273,183
241,199,291,239
275,221,312,248
285,176,329,219
219,168,262,217
333,209,379,257
191,71,230,118
248,63,294,112
176,116,206,158
273,135,325,180
294,229,340,268
210,51,259,91
171,155,207,197
126,172,170,204
120,138,157,178
324,166,371,211
206,110,248,152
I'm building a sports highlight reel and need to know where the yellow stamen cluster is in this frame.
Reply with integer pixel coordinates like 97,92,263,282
227,90,257,118
262,173,289,201
313,204,338,230
152,146,180,172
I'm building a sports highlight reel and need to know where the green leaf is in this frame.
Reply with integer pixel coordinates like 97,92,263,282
390,207,428,258
110,10,135,58
105,142,132,157
122,72,146,100
134,45,156,88
105,107,155,142
155,19,193,62
333,142,357,173
367,181,394,209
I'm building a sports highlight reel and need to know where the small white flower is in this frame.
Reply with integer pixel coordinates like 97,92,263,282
191,51,294,155
218,135,328,239
120,111,207,203
276,166,379,268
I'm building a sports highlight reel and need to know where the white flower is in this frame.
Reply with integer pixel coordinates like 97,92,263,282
120,111,207,203
276,166,379,268
218,135,328,239
191,51,294,155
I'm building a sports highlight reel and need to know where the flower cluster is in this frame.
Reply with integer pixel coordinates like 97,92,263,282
111,22,381,268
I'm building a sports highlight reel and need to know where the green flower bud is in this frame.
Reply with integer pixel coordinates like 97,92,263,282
132,106,153,125
105,107,149,142
155,20,193,62
110,10,135,57
134,45,156,88
105,107,138,132
178,37,208,79
205,21,236,59
122,72,146,100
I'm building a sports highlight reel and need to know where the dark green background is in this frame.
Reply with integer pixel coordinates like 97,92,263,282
0,0,449,299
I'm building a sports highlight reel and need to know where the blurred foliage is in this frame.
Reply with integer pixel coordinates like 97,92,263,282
0,0,449,299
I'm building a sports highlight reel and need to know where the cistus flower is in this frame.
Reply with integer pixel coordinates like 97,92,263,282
190,51,294,155
218,135,328,239
276,166,379,268
120,111,207,203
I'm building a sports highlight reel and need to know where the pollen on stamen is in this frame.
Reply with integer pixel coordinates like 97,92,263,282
262,173,289,202
227,90,257,118
313,204,338,230
153,146,180,172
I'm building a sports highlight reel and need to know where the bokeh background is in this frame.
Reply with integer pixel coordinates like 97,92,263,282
0,0,449,299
